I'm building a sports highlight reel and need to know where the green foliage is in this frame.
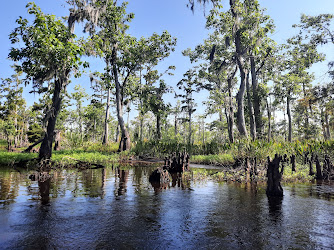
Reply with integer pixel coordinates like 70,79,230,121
81,142,119,154
9,3,84,88
0,151,37,165
27,123,44,143
191,154,234,165
52,150,119,166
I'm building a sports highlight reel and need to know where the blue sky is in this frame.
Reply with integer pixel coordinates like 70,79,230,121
1,0,333,121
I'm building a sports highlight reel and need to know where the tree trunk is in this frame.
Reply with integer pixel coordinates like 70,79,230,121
112,47,131,151
103,87,111,144
174,114,178,136
287,95,292,142
302,82,310,140
250,56,262,136
188,111,192,146
115,123,120,143
266,154,284,197
231,0,247,138
236,65,248,137
325,110,331,139
156,113,161,140
227,75,234,143
39,79,63,160
246,71,256,140
219,109,224,141
140,114,144,142
320,109,328,140
266,98,272,142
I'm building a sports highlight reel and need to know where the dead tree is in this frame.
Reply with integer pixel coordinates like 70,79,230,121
266,154,284,197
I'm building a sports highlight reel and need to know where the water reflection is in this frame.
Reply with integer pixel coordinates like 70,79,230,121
267,196,283,223
115,168,129,197
0,166,333,249
38,177,51,205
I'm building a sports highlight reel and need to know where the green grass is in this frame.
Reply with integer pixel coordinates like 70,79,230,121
0,139,7,151
190,154,235,166
0,151,38,165
0,140,120,168
52,150,119,166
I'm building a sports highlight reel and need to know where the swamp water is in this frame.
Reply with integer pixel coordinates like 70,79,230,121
0,164,333,249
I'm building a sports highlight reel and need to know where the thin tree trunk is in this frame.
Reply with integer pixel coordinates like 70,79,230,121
236,65,248,137
219,109,224,141
112,47,131,151
250,56,262,136
287,95,292,142
302,83,310,139
103,87,111,144
320,109,328,140
266,98,272,142
140,114,144,142
325,110,331,139
93,119,96,142
189,111,192,146
116,123,120,143
156,113,161,140
246,71,256,140
227,75,234,143
174,114,178,136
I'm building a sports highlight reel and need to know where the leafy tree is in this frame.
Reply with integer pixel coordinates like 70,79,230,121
184,30,238,143
89,71,113,144
274,31,325,141
0,72,27,149
71,84,89,141
83,99,105,142
9,3,89,160
141,67,175,140
92,0,176,150
27,123,44,143
177,69,200,147
171,100,182,137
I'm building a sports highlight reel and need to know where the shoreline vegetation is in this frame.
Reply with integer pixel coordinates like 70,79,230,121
1,139,333,183
0,1,333,191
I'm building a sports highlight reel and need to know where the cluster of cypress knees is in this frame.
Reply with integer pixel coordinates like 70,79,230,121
149,152,190,185
149,151,333,197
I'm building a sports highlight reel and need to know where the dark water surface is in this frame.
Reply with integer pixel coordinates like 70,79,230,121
0,165,333,249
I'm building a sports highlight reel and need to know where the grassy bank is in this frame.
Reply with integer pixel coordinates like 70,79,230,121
190,154,234,166
1,138,332,183
132,138,334,183
0,140,121,167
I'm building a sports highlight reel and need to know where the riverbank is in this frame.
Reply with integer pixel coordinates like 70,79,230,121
1,139,333,183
